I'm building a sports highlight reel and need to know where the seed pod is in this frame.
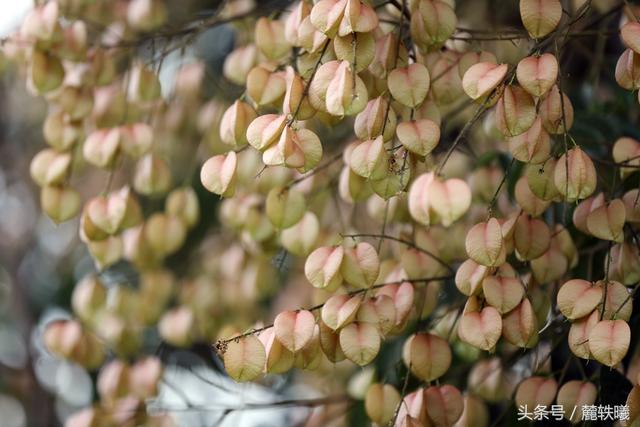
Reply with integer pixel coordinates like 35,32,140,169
623,189,640,223
410,0,457,51
319,320,345,362
482,275,525,314
465,218,506,267
369,33,409,79
622,21,640,54
340,242,380,289
556,381,597,424
396,119,440,156
516,53,558,97
297,16,329,54
429,52,465,105
43,320,105,368
222,45,258,86
145,213,186,258
166,187,199,229
127,0,167,31
220,101,257,148
285,1,311,46
572,193,605,234
408,172,472,227
388,63,431,108
310,0,378,37
30,50,64,94
305,246,344,291
588,319,631,367
223,334,266,382
329,60,369,116
83,128,121,169
515,377,558,409
608,243,640,286
71,275,107,321
455,259,489,296
455,395,490,427
598,280,633,321
613,137,640,179
30,148,72,187
354,97,397,142
513,214,551,261
520,0,562,39
586,199,626,242
246,114,288,151
515,177,550,217
468,358,508,402
265,186,306,230
133,154,171,196
255,17,289,60
200,152,237,197
322,294,361,331
334,32,375,72
21,2,59,43
282,67,315,120
495,86,536,137
402,333,451,381
424,385,464,427
554,147,597,201
526,159,561,201
43,111,81,151
568,310,599,359
365,383,401,426
339,322,381,366
357,295,397,335
348,136,388,180
119,123,153,158
376,282,415,330
458,297,502,351
41,185,81,223
502,298,538,348
462,62,508,100
557,279,602,320
274,310,316,352
85,190,141,236
280,212,319,257
539,85,574,134
458,50,498,78
615,48,640,90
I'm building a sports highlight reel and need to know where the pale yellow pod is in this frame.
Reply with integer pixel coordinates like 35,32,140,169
520,0,562,39
495,86,537,137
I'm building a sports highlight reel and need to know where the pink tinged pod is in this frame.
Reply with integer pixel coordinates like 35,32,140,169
586,199,626,242
274,310,316,352
339,322,381,366
495,86,537,137
454,395,490,427
220,101,257,147
425,385,464,427
376,282,415,328
615,49,640,90
402,333,452,381
408,172,472,227
588,319,631,367
516,53,558,97
508,116,551,164
365,383,401,426
255,17,290,60
200,151,237,197
462,62,508,100
410,0,458,51
465,218,506,267
556,381,597,423
515,177,551,217
321,294,361,330
30,149,72,187
388,63,431,108
133,154,172,196
340,242,380,288
613,137,640,179
608,243,640,285
482,276,525,314
539,85,574,134
349,136,389,180
455,259,489,296
554,147,597,201
396,119,441,156
319,320,346,362
557,279,602,320
354,97,397,142
502,298,538,348
515,377,558,409
305,246,344,290
513,214,551,261
223,335,266,382
41,186,81,223
622,22,640,54
598,280,633,321
83,128,121,169
246,114,287,151
285,1,311,46
520,0,562,39
572,193,605,234
223,44,258,86
358,295,397,335
568,310,600,359
120,123,153,158
334,32,375,72
458,297,503,351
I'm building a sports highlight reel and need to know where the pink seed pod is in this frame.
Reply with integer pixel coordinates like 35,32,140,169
554,147,597,202
613,137,640,179
508,117,552,164
586,198,626,242
513,214,551,261
305,245,344,291
573,193,606,234
458,296,503,351
465,218,506,267
515,376,558,409
223,334,266,382
402,333,452,381
556,381,597,423
588,319,631,367
408,172,472,227
495,86,537,137
539,85,574,134
388,63,431,108
462,62,508,100
557,279,603,320
615,48,640,90
133,154,172,196
255,17,290,60
354,97,397,142
622,21,640,54
516,53,558,97
502,298,539,348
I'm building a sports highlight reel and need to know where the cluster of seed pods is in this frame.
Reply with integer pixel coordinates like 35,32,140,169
8,0,640,425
